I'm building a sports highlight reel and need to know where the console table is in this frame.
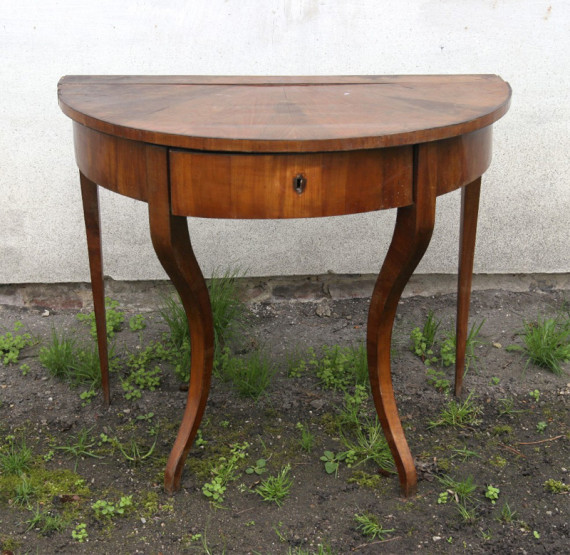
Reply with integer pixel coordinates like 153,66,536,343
58,75,511,496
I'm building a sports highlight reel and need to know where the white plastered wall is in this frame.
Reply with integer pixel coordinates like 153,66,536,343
0,1,568,283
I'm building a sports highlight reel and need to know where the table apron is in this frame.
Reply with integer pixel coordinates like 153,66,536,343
73,123,493,215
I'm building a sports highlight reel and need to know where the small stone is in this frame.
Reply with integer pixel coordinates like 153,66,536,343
493,342,502,348
310,399,326,410
315,302,332,318
141,517,146,524
42,309,50,317
433,536,442,542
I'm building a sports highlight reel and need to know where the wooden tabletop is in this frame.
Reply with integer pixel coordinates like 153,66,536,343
58,75,511,153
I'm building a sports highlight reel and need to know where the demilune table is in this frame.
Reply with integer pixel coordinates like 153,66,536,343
58,75,511,496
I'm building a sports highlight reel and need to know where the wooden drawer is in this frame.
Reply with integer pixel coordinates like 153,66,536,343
169,147,413,219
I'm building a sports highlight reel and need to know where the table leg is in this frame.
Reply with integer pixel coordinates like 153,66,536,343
79,172,110,405
455,178,481,396
146,148,214,494
367,146,436,497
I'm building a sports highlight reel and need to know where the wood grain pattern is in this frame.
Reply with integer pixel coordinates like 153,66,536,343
79,173,110,405
170,147,413,218
59,75,511,153
74,123,148,202
455,178,481,396
367,142,437,496
145,145,215,493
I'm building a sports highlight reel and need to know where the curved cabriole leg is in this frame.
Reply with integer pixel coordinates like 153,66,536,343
455,178,481,396
146,146,214,494
367,144,436,497
79,173,110,405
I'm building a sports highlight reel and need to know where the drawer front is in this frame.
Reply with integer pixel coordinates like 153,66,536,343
170,147,413,219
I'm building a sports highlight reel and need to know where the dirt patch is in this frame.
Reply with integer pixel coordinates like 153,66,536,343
0,288,568,554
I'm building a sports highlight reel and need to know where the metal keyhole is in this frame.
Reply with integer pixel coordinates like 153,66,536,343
293,173,307,194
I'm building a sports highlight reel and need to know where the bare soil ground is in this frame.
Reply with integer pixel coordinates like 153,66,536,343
0,287,568,554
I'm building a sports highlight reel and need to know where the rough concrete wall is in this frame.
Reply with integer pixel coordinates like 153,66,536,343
1,1,568,283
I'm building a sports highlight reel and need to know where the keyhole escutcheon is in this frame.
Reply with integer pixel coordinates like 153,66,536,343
293,173,307,194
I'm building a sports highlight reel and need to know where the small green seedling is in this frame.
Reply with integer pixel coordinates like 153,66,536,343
543,479,569,493
490,376,500,385
320,450,346,477
71,523,88,543
426,368,451,394
128,314,146,331
92,496,133,520
245,458,267,475
296,422,315,453
485,485,500,504
529,389,540,402
0,321,33,365
410,310,440,364
536,421,548,433
498,502,517,523
437,491,449,504
77,297,124,338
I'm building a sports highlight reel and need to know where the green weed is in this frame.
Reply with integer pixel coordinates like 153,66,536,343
92,495,133,520
339,418,394,473
410,314,484,372
313,343,368,390
0,441,32,476
338,384,369,428
429,392,482,428
410,310,440,365
498,502,517,523
121,341,169,399
114,435,158,466
77,297,124,339
438,474,479,523
451,445,480,462
256,464,293,506
202,442,249,505
485,485,500,504
128,314,146,331
26,505,68,534
296,422,315,453
55,427,102,471
245,458,267,476
161,270,246,382
0,321,33,365
426,368,451,394
71,523,88,543
508,316,570,375
438,474,477,505
215,347,274,399
354,512,394,540
543,479,569,493
498,397,526,416
13,476,37,507
39,330,76,379
320,450,346,477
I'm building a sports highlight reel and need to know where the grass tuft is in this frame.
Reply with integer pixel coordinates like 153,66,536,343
509,316,570,375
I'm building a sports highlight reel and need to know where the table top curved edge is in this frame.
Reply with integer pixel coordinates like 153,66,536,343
58,74,511,153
